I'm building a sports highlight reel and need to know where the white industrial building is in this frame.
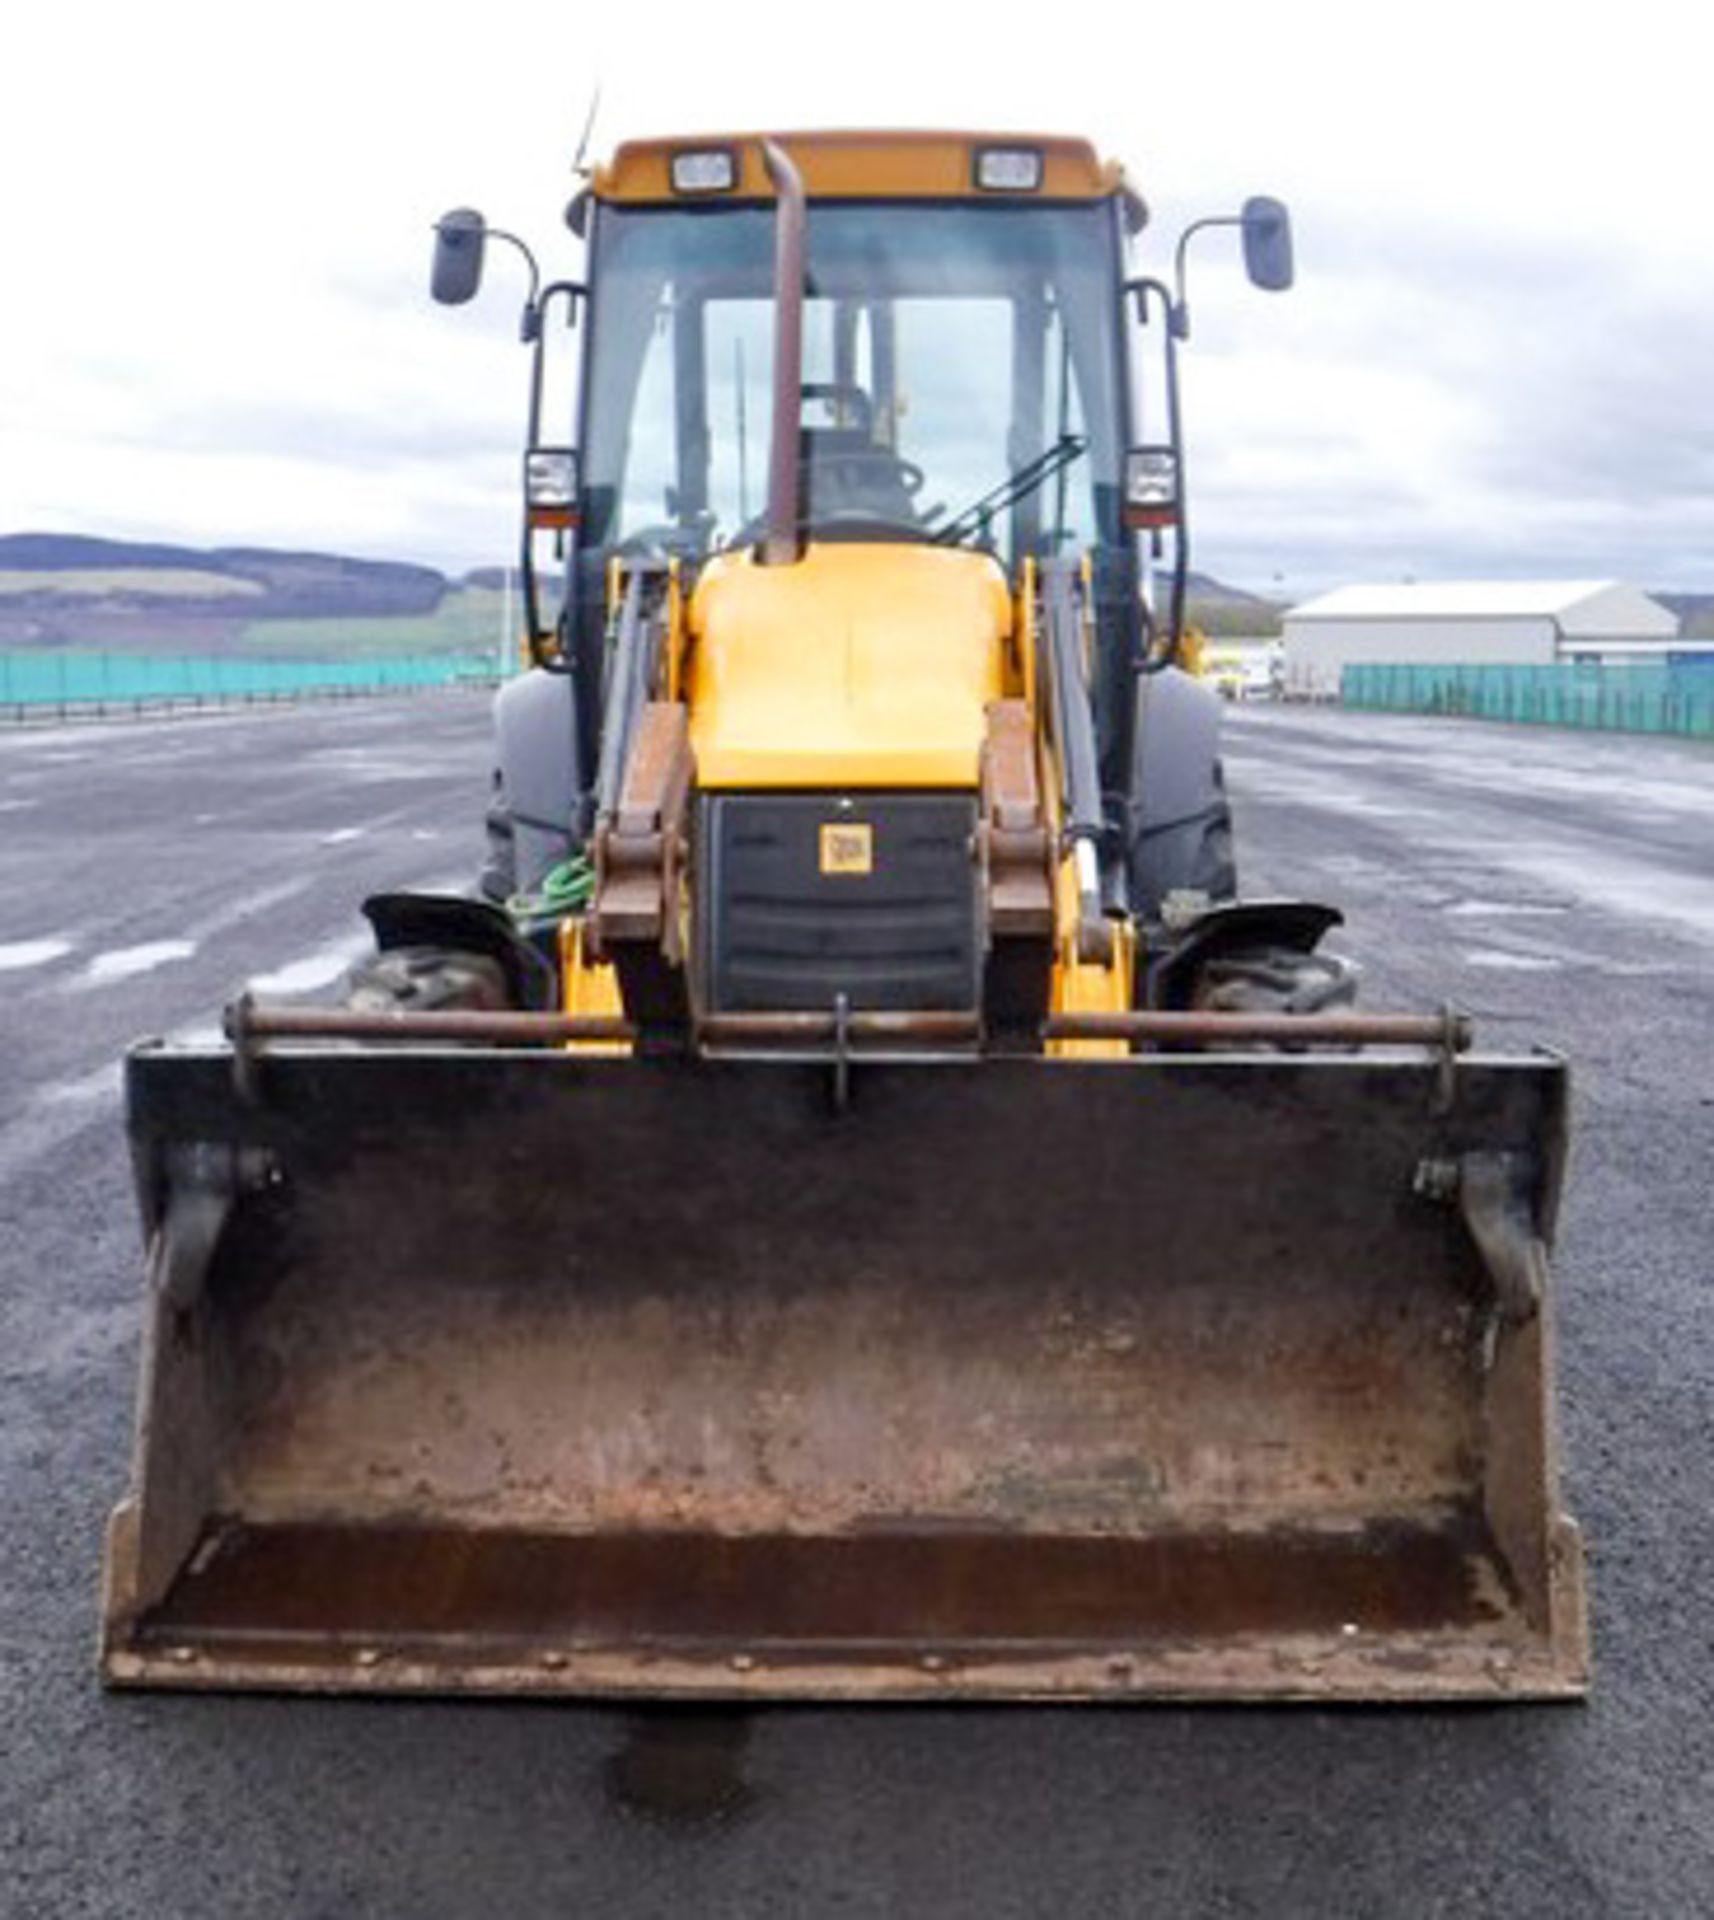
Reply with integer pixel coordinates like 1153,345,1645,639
1281,580,1681,698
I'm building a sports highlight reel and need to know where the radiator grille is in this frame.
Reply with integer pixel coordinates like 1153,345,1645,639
700,793,980,1012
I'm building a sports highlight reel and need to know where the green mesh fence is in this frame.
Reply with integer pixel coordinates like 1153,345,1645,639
1342,661,1714,740
0,650,498,713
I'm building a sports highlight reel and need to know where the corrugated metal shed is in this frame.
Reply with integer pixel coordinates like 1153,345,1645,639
1282,580,1681,697
1288,580,1677,630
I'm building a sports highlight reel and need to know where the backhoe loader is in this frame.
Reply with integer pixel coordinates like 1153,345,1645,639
101,131,1588,1701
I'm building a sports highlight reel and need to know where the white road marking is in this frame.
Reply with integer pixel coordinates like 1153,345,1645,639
41,1062,123,1105
1230,723,1714,949
246,935,370,997
0,938,74,972
1444,899,1569,918
83,940,197,984
1483,844,1714,948
1463,950,1564,972
320,826,367,845
183,876,315,942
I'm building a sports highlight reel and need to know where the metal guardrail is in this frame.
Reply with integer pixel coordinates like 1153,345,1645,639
0,649,499,720
1342,661,1714,739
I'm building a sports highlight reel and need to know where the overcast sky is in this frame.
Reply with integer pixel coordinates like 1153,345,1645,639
6,0,1711,595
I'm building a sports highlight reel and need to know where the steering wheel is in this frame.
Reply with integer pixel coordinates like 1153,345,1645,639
798,384,927,497
809,508,938,540
800,381,874,434
823,447,926,497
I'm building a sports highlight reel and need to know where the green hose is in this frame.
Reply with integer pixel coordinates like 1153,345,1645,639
507,851,595,925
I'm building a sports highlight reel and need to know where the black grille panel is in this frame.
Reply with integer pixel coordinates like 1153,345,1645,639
700,794,980,1012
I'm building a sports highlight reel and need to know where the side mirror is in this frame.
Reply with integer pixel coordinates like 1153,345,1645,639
431,209,487,305
1241,196,1294,293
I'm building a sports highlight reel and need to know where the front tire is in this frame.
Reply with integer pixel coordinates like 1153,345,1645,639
344,945,512,1013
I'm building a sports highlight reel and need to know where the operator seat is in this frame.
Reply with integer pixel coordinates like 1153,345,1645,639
803,425,921,525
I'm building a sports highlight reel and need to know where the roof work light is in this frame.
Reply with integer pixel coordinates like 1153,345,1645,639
670,148,738,195
974,147,1044,192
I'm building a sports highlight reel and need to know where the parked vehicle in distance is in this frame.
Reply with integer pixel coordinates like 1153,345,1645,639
1203,641,1280,701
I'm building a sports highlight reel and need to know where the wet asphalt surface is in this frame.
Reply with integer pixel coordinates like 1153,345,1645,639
1,692,1710,1917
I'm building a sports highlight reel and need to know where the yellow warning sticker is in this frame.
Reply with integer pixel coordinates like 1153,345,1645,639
819,822,874,876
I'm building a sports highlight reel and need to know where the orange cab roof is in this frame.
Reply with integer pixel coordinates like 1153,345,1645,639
593,130,1130,206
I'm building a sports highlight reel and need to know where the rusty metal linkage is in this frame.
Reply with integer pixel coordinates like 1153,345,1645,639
1042,1009,1474,1050
225,997,633,1048
226,997,1473,1054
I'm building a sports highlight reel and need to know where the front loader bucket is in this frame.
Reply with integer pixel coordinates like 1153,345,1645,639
102,1044,1587,1701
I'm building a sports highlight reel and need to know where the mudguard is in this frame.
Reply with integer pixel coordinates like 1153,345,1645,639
492,666,584,893
1127,667,1235,913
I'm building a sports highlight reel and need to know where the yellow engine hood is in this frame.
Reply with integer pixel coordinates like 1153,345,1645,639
686,543,1011,788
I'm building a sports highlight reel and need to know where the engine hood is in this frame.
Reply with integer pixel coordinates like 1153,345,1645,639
685,542,1011,789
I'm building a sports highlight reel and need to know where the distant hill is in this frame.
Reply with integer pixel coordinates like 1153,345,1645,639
0,534,447,633
0,531,1290,651
1182,571,1272,609
1184,573,1284,637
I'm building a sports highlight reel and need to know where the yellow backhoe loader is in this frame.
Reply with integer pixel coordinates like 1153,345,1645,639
101,131,1588,1701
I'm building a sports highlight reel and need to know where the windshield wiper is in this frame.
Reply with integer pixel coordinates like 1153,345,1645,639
932,435,1088,548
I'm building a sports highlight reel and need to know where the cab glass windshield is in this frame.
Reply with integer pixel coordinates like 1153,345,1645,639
579,201,1126,570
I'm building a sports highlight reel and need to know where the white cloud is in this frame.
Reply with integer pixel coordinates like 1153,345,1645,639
6,0,1712,587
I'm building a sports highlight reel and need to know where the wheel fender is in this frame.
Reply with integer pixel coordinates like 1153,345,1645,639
1125,666,1236,917
1129,665,1224,835
360,892,558,1010
492,668,585,893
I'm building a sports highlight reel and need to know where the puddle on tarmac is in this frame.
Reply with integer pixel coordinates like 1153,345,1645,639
603,1709,756,1831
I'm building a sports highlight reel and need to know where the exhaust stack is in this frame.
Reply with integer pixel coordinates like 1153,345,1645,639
759,138,806,566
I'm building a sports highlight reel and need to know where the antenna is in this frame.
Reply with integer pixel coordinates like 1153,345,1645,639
571,83,603,178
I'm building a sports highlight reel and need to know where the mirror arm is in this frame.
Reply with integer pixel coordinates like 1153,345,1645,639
524,282,586,443
518,282,586,668
1170,214,1243,342
473,226,544,340
1124,278,1190,670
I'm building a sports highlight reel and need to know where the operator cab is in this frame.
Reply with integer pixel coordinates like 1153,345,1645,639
576,184,1119,585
